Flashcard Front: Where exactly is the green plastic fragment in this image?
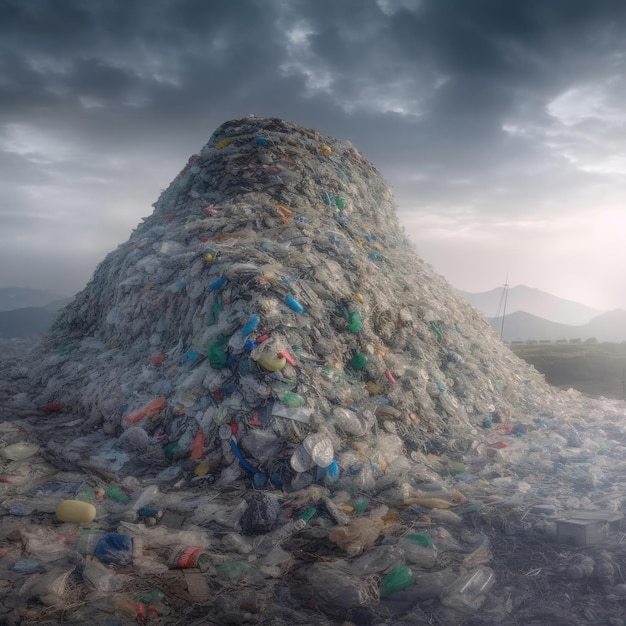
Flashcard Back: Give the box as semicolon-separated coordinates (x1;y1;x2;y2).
334;196;345;210
216;561;256;582
163;442;185;460
354;497;369;513
321;366;358;383
76;485;96;503
446;461;467;476
281;392;306;407
351;352;368;370
349;310;362;334
300;507;317;522
405;534;433;548
134;590;165;605
106;486;130;503
208;336;229;369
380;565;415;597
58;344;77;354
430;321;443;340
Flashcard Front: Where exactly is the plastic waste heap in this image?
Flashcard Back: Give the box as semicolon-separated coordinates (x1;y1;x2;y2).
4;117;618;626
28;117;562;492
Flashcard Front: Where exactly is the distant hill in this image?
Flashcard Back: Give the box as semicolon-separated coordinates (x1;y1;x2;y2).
43;297;73;312
458;284;603;326
488;309;626;343
0;287;68;312
0;307;56;338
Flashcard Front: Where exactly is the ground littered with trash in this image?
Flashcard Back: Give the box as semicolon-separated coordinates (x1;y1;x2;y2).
2;117;626;625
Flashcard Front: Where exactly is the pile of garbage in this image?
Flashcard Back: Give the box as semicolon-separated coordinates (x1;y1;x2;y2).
29;116;562;486
2;117;626;625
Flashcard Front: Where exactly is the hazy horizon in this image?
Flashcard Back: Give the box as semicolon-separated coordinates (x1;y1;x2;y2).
2;1;626;310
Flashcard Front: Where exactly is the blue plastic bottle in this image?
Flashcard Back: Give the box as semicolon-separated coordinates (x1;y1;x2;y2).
285;295;305;314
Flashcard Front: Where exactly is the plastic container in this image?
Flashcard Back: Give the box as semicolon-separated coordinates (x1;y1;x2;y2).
56;499;97;524
257;352;286;372
0;442;39;461
168;546;211;572
285;295;305;314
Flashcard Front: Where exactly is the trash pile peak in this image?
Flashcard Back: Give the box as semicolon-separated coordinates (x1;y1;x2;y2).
31;116;561;490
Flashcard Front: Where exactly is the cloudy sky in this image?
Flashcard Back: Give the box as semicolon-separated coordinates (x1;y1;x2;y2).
2;0;626;311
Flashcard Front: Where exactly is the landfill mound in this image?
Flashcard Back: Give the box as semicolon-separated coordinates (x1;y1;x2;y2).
2;118;626;625
31;116;558;485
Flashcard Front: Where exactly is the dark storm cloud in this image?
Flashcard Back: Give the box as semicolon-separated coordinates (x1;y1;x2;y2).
1;0;626;303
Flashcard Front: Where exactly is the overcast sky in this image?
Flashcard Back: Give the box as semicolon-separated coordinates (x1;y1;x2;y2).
2;0;626;310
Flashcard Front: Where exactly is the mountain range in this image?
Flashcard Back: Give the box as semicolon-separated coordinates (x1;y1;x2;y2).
458;285;603;326
488;309;626;343
459;285;626;343
0;288;72;338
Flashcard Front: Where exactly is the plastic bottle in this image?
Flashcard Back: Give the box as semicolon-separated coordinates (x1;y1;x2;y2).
168;546;211;572
241;315;260;336
253;518;307;555
131;485;159;512
285;295;305;314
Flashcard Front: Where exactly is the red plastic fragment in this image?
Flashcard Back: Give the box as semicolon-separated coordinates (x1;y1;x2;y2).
189;431;205;461
277;350;296;366
384;370;397;384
